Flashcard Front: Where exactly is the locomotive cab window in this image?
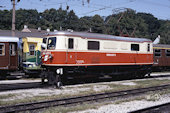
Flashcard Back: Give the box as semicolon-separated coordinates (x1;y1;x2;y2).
154;49;161;57
68;38;74;49
0;43;5;56
88;41;100;50
10;43;16;56
166;49;170;56
43;38;47;44
29;44;35;56
47;37;56;50
131;44;139;51
42;38;47;50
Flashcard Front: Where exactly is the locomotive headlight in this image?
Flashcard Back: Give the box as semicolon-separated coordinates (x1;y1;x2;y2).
44;55;48;61
49;54;53;59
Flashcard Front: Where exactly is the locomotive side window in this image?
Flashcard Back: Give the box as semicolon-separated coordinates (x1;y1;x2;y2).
29;44;35;56
166;49;170;56
10;43;16;56
154;49;161;57
47;37;56;50
147;44;150;52
131;44;139;51
0;43;5;56
68;38;74;49
88;41;100;50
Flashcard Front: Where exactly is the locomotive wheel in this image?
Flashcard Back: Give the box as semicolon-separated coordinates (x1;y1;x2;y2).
55;75;63;88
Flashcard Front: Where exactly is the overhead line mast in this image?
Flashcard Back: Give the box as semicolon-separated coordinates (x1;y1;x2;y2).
12;0;16;36
11;0;20;37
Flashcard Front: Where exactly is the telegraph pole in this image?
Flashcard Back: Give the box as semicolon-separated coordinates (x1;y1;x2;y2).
12;0;16;36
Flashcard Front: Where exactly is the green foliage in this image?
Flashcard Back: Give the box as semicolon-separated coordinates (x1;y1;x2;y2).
0;8;170;44
91;14;106;33
0;10;12;30
15;9;40;30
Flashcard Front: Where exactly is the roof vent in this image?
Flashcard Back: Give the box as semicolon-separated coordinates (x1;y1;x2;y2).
67;29;73;32
54;29;58;32
38;27;41;32
47;28;50;32
22;25;31;32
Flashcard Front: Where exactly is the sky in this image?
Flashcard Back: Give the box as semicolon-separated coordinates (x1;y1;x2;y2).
1;0;170;20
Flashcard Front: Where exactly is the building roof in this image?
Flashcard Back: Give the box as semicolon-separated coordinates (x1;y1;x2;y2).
47;31;152;43
0;29;47;38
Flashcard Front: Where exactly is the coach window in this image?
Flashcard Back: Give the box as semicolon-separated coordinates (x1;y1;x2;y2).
131;44;139;51
10;43;16;56
88;41;100;50
0;43;5;56
154;49;161;57
47;37;56;50
166;49;170;56
29;44;35;56
68;38;74;49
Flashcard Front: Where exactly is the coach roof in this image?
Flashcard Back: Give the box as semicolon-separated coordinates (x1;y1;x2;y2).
47;31;152;43
0;36;19;42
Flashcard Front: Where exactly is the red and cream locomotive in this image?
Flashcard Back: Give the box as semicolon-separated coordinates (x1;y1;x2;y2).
41;31;153;87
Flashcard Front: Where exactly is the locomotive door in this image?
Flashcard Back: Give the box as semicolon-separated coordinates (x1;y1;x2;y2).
67;38;77;64
9;42;18;69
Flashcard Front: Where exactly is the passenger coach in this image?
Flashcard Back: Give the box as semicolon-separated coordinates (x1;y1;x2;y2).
153;44;170;71
41;31;153;86
0;36;19;78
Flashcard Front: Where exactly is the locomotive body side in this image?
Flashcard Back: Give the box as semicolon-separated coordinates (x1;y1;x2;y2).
41;31;153;85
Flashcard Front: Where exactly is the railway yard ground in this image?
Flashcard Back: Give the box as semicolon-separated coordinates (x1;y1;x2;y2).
0;72;170;113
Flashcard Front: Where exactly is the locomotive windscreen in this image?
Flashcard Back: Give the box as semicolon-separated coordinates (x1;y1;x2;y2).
47;37;56;50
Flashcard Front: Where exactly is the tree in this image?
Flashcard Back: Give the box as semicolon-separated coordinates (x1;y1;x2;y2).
15;9;39;30
64;10;80;30
79;16;93;31
137;13;161;40
158;21;170;44
105;9;149;38
91;15;106;33
0;10;12;30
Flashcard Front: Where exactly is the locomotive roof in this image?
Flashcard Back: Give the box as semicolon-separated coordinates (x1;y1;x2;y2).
47;31;152;43
0;36;19;42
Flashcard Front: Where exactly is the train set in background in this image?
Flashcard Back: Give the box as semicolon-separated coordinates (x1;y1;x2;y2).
0;36;42;78
0;31;170;87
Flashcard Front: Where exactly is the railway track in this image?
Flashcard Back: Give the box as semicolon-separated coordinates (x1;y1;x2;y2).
1;73;170;92
0;84;170;113
130;102;170;113
0;82;47;92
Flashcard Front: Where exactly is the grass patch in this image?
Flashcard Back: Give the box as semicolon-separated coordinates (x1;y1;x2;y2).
0;94;17;99
133;79;170;88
